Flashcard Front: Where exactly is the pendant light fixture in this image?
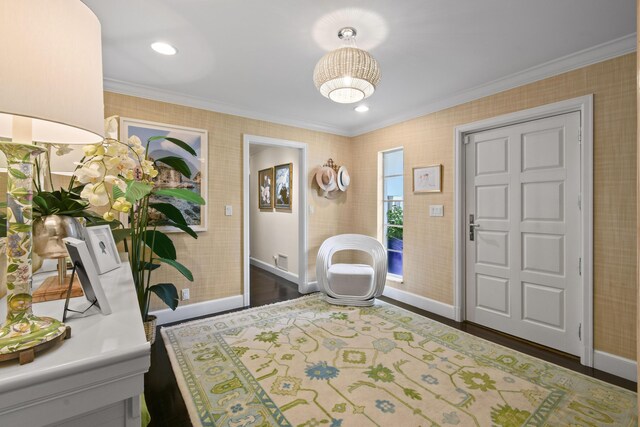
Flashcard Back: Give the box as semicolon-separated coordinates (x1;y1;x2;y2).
313;27;381;104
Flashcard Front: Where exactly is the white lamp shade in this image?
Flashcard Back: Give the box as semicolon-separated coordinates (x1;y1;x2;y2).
0;0;104;144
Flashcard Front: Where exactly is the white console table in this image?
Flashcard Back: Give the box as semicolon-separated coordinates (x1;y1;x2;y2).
0;262;150;427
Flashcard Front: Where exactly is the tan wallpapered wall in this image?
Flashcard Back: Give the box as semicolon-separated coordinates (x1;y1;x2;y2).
351;53;637;359
104;92;353;309
636;0;639;389
3;54;632;359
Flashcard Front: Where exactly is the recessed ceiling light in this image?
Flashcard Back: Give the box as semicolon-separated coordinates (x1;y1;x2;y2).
151;42;177;56
354;105;369;113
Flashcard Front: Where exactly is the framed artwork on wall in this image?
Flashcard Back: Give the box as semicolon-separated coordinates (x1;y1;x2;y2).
274;163;293;210
258;167;274;209
413;164;442;193
120;117;208;232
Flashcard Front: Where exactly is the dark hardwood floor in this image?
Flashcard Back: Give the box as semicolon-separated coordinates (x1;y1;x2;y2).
145;266;302;427
145;266;636;427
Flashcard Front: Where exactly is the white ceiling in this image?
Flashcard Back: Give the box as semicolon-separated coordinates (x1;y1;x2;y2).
84;0;636;137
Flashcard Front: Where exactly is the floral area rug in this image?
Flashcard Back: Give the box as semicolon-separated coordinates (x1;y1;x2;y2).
161;294;637;427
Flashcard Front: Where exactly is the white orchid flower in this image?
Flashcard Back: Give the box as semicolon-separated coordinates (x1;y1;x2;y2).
104;116;119;140
106;143;119;157
74;162;105;184
104;174;126;191
81;182;109;207
83;145;98;157
128;135;142;147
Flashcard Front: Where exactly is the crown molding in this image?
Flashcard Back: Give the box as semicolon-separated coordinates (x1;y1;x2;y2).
104;33;636;138
103;79;350;137
348;33;637;137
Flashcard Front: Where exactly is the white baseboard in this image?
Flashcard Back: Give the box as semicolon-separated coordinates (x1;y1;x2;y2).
383;286;456;320
250;257;298;284
151;295;244;325
593;350;637;382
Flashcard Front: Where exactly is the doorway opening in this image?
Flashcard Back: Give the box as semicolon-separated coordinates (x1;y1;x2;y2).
243;135;309;306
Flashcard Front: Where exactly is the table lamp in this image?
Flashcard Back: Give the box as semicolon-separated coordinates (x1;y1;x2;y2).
0;0;104;363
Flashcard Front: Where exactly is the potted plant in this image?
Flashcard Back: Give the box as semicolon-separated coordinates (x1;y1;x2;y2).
30;145;111;262
73;116;205;344
386;204;403;275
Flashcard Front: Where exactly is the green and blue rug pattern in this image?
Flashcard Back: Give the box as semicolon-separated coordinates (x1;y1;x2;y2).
162;294;637;426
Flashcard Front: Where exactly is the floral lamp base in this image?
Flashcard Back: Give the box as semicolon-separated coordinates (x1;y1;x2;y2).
0;319;69;364
0;142;68;363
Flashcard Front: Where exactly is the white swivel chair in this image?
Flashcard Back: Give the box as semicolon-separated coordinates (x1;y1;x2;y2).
316;234;388;306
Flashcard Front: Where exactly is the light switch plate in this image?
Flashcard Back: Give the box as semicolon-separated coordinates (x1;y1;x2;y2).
225;205;233;216
429;205;444;217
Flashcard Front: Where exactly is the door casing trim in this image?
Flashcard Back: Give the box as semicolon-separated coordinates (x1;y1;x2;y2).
242;134;309;306
453;95;594;366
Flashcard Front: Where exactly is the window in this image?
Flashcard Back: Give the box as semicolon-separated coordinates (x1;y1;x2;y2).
381;148;403;277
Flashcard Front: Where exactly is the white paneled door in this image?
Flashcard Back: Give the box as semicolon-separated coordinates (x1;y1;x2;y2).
465;112;581;356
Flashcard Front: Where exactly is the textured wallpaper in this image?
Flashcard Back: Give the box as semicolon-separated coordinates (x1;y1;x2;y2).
9;53;629;360
351;54;637;359
104;92;353;309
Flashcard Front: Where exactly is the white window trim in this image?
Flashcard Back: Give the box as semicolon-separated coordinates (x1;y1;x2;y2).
378;147;404;279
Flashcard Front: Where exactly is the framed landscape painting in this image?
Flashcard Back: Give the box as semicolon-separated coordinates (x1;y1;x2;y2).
274;163;292;210
258;167;273;210
120;117;208;232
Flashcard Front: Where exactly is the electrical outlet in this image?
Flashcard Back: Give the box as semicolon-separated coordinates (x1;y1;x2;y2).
225;205;233;216
181;288;190;301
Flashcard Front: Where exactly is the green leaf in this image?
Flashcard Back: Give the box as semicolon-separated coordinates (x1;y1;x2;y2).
149;283;179;311
112;228;132;244
154;156;192;178
147;136;197;157
157;258;194;281
113;184;125;200
142;262;161;271
125;180;153;204
7;264;18;273
153;220;198;238
31;189;91;217
403;388;422;400
8;168;27;179
32;195;51;216
142;230;176;260
84;212;120;227
153;188;205;205
149;203;188;226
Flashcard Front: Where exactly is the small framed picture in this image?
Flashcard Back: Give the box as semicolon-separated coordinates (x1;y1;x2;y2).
258;167;274;209
274;163;293;210
63;237;112;316
413;164;442;193
83;225;120;274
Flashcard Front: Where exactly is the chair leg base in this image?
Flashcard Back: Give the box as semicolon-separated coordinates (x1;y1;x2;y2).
323;295;376;307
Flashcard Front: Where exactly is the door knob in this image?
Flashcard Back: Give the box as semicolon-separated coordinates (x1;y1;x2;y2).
469;214;480;241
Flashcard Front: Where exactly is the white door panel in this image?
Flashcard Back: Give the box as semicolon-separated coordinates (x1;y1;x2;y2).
465;112;581;356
